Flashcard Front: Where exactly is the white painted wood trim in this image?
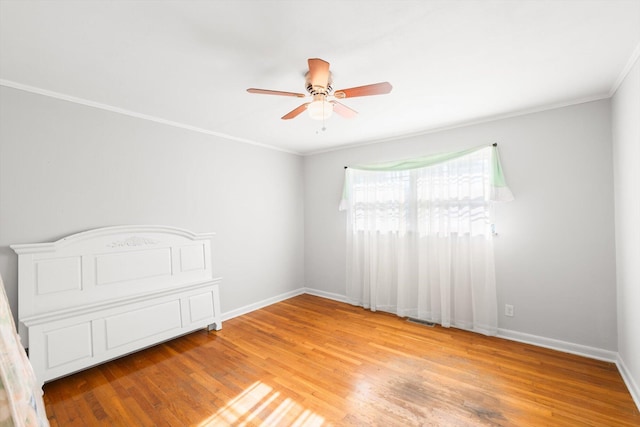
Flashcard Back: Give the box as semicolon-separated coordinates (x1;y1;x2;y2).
21;278;220;327
11;225;215;254
221;288;305;321
0;79;300;155
217;289;640;411
11;225;222;387
305;292;623;362
609;41;640;97
617;354;640;411
303;95;610;156
302;288;352;304
497;328;617;362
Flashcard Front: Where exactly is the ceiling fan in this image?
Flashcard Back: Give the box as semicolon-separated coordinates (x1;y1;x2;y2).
247;58;392;121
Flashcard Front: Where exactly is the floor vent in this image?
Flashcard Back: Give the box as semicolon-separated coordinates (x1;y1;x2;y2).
407;317;436;327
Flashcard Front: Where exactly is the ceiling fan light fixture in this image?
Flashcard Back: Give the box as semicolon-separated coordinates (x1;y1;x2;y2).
246;58;392;121
307;99;333;120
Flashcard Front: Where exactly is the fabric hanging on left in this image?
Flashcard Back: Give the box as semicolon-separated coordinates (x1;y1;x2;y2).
0;274;50;427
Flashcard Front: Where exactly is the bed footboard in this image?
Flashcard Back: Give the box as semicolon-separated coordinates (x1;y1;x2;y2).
11;225;222;387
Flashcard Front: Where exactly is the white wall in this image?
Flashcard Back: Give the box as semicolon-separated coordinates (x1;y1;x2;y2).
304;99;618;352
0;84;623;361
0;86;305;322
612;56;640;404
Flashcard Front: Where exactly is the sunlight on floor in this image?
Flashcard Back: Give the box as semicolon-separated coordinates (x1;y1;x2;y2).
199;381;326;426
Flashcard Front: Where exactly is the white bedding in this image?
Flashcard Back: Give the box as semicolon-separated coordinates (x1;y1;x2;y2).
0;275;49;427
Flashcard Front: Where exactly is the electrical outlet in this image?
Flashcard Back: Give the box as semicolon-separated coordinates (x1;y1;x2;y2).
505;304;514;317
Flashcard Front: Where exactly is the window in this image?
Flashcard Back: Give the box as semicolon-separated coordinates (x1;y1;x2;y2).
348;146;494;236
341;145;513;336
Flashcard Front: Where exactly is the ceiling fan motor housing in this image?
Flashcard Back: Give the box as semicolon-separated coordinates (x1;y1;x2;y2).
305;71;332;96
246;58;392;120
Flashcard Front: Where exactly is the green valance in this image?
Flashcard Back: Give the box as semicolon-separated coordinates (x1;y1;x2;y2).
340;144;514;210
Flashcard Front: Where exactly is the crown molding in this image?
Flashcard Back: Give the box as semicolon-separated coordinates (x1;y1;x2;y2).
304;93;610;156
0;79;301;156
609;41;640;97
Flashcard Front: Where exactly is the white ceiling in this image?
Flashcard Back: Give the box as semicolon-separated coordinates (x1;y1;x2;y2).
1;1;639;155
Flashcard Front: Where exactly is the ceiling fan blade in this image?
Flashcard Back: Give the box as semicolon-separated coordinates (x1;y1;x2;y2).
281;103;310;120
333;82;392;99
247;88;306;98
330;101;358;119
308;58;331;89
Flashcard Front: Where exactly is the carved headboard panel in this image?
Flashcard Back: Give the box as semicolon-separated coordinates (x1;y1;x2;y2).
13;225;214;321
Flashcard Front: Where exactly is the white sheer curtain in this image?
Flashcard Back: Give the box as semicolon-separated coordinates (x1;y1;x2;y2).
341;145;513;336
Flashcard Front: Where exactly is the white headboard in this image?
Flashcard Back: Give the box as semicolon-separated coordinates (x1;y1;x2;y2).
11;225;222;386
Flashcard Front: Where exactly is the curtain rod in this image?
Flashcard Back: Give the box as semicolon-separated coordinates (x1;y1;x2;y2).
344;143;498;169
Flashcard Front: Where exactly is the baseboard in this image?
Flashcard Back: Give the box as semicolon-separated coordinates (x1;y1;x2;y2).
221;287;306;321
302;287;353;304
225;292;618;363
220;287;353;322
617;354;640;410
497;328;618;362
301;292;620;364
220;289;638;411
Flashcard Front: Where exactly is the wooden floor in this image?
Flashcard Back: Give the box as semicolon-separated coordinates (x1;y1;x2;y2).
43;294;639;426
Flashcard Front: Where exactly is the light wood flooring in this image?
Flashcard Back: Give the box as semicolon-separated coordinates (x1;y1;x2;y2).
43;294;640;426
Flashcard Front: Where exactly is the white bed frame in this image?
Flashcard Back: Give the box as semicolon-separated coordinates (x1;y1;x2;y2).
11;225;222;388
